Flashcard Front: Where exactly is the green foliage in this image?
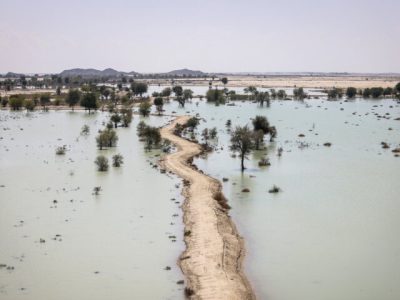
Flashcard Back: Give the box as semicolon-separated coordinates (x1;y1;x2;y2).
136;122;161;150
370;87;384;98
112;154;124;167
206;89;225;104
185;117;200;130
276;89;287;99
293;87;307;100
221;77;228;85
9;95;24;110
120;108;133;127
230;125;254;171
96;129;118;150
252;130;264;150
209;127;218;139
139;101;152;117
81;92;98;113
131;82;148;97
252;116;270;134
1;97;8;107
362;88;371;98
256;92;270;106
183;89;193;100
154;97;164;114
24;99;36;111
346;87;357;98
110;113;121;128
161;87;172;97
172;85;183;97
327;88;343;99
66;89;81;110
395;82;400;93
40;93;51;109
95;155;109;171
81;124;90;135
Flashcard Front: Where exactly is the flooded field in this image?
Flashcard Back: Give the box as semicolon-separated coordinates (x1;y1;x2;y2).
0;111;185;300
1;96;399;300
161;97;400;300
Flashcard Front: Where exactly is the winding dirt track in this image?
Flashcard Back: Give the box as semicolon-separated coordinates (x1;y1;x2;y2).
160;116;255;300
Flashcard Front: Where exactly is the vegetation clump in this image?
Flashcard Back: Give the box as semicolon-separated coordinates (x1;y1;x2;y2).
95;155;109;171
268;185;281;193
56;146;66;155
136;121;161;150
112;154;124;167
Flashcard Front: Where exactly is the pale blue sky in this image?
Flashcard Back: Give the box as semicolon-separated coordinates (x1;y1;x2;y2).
0;0;399;73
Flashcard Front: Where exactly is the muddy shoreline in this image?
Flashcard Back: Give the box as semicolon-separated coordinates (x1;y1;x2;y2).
160;116;254;299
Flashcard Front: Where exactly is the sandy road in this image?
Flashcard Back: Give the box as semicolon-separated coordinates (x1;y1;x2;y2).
160;116;254;300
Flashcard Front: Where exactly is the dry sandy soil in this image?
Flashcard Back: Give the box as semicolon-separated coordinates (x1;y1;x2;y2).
160;116;254;300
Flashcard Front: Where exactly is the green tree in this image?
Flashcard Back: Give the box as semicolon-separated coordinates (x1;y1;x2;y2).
161;87;172;97
362;88;371;98
221;77;228;87
183;89;193;101
252;115;270;134
131;82;148;97
95;155;109;171
370;87;384;98
230;126;254;171
172;85;183;97
139;101;152;117
80;92;98;113
293;87;307;100
40;94;51;110
395;82;400;94
346;87;357;99
110;113;121;128
9;95;24;110
206;89;225;104
66;89;81;110
154;97;164;115
24;99;36;111
112;154;124;167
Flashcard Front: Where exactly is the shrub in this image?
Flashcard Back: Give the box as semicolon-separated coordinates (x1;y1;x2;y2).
9;95;24;110
24;99;36;111
139;101;151;117
112;154;124;167
56;146;66;155
81;125;90;135
95;155;109;171
268;185;281;193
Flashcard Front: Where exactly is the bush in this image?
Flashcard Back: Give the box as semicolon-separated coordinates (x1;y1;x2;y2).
112;154;124;167
95;155;109;171
24;99;36;111
206;89;225;104
268;185;281;193
81;125;90;135
185;117;199;130
139;101;151;117
56;146;66;155
9;95;24;110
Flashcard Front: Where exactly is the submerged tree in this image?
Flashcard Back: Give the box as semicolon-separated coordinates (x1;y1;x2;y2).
346;87;357;99
40;94;51;110
230;125;254;171
206;89;225;104
81;92;99;113
139;101;152;117
293;87;307;100
154;97;164;115
66;89;81;110
95;155;109;171
112;154;124;167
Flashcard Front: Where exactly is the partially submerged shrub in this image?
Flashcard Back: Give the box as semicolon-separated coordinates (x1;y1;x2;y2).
268;185;281;193
96;129;118;150
136;121;161;150
112;154;124;167
56;146;66;155
95;155;109;171
81;124;90;135
258;157;270;167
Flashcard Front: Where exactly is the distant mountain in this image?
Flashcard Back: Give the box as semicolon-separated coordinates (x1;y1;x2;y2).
165;68;205;76
59;68;139;77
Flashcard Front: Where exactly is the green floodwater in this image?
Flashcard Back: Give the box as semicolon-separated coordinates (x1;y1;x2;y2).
1;93;400;300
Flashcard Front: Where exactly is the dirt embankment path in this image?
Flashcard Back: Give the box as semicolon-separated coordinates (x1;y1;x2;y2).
160;116;254;300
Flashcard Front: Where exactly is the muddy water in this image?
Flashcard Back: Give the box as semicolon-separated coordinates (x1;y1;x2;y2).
161;98;400;300
0;111;184;300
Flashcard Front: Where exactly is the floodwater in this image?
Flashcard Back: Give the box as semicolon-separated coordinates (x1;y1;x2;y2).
0;111;185;300
161;97;400;300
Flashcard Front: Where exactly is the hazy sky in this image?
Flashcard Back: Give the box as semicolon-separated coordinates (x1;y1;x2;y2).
0;0;399;73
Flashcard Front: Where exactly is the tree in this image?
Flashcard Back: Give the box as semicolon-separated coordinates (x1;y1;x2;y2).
346;87;357;99
24;99;36;111
172;85;183;97
206;89;225;104
9;95;24;110
161;87;172;97
40;94;51;110
244;86;257;99
252;115;270;134
252;130;264;150
56;86;61;96
112;154;124;167
383;87;393;97
276;89;287;99
293;87;307;100
120;108;133;127
154;97;164;115
136;122;161;150
183;89;193;101
395;82;400;94
370;87;384;98
110;113;121;128
95;155;109;171
66;89;81;110
256;92;270;106
131;82;148;97
209;127;218;139
185;117;199;130
201;128;209;145
221;77;228;87
230;126;253;171
362;88;371;98
139;101;152;116
96;129;118;149
80;92;98;113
